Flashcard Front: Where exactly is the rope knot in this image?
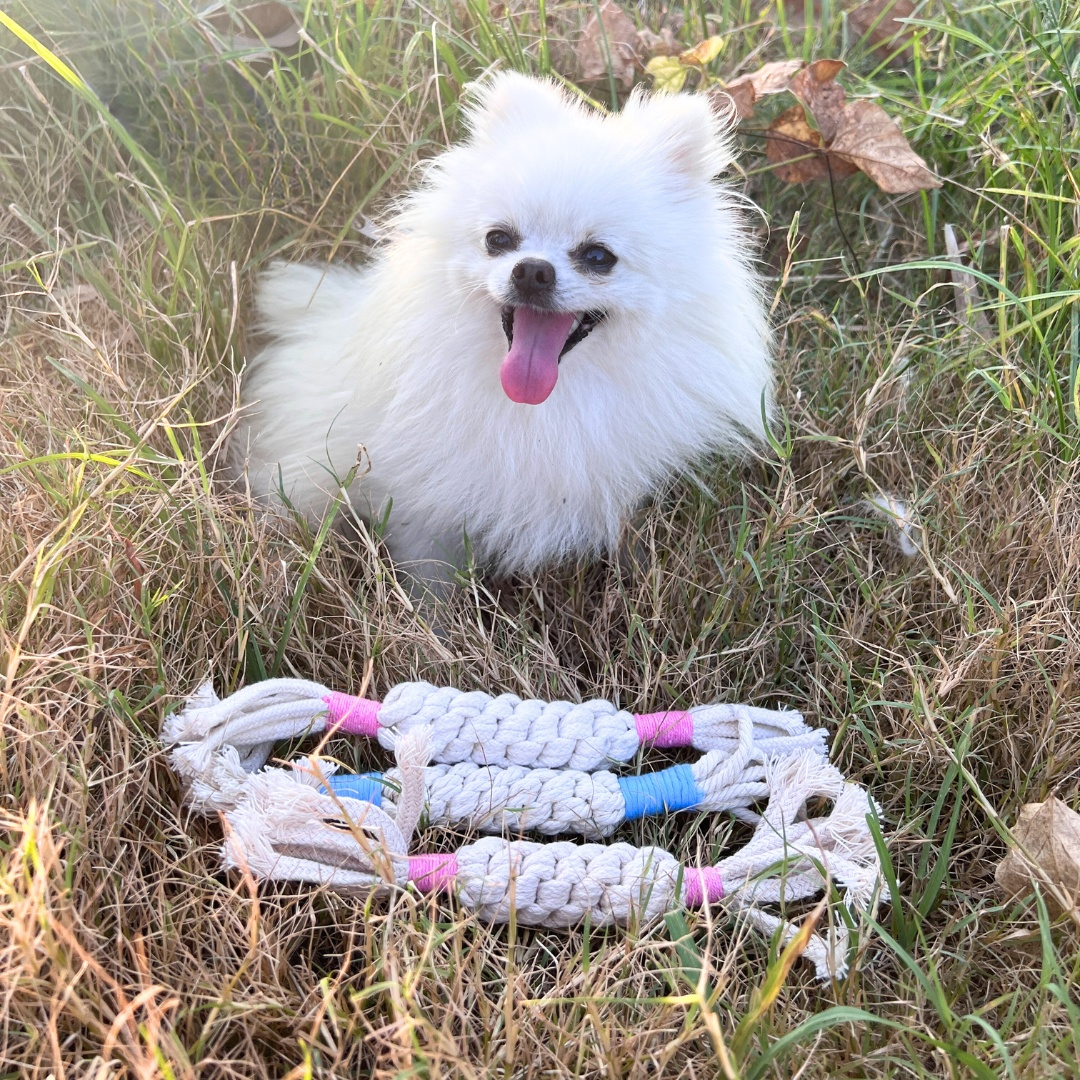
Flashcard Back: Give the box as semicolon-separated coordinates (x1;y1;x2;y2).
223;725;433;892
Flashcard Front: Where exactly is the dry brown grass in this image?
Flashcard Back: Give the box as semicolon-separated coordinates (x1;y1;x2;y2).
3;1;1080;1076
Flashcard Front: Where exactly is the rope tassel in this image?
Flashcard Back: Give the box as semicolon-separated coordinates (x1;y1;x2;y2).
222;739;881;980
163;677;823;781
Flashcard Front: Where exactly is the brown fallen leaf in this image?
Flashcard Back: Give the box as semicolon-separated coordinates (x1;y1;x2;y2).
848;0;917;62
789;58;847;143
636;27;680;57
576;0;641;90
996;798;1080;912
727;58;805;105
829;99;941;193
201;2;300;55
710;58;805;120
709;79;755;120
765;101;859;184
798;57;846;82
52;282;103;307
943;223;994;343
765;105;830;183
709;54;938;195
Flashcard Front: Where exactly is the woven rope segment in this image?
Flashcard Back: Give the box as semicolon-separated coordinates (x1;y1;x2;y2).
181;739;776;837
163;678;820;781
174;698;819;836
312;702;774;837
219;734;881;980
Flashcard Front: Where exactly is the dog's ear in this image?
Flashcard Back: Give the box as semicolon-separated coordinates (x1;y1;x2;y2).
464;72;574;141
623;89;732;180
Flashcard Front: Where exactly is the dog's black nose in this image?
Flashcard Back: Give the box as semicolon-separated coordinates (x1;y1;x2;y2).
510;258;556;302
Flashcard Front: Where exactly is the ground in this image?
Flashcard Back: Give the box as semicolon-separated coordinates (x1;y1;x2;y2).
1;1;1079;1076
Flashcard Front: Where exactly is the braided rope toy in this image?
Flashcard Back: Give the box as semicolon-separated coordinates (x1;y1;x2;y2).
222;733;879;979
182;708;822;838
167;680;827;836
165;679;882;980
163;678;822;776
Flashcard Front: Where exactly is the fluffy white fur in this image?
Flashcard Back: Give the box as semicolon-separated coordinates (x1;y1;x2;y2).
233;74;772;585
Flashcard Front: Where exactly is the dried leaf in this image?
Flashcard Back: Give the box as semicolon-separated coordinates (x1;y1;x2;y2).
996;799;1080;912
802;57;846;82
765;105;830;183
848;0;917;61
829;99;941;193
576;1;641;90
636;27;680;57
772;0;811;26
202;2;300;53
646;56;688;95
713;58;805;121
52;283;102;306
789;58;847;143
122;538;145;603
709;80;755;120
713;54;936;195
828;150;861;181
724;58;805;103
944;224;994;343
680;35;725;67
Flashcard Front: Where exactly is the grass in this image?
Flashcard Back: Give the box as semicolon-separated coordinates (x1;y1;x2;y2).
1;0;1079;1074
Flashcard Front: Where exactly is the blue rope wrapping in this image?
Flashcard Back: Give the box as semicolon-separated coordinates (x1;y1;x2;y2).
322;766;704;821
618;764;703;820
324;772;384;807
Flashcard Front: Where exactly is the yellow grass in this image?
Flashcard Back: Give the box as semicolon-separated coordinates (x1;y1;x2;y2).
2;0;1080;1075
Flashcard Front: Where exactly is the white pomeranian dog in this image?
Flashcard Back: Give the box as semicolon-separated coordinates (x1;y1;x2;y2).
233;73;772;588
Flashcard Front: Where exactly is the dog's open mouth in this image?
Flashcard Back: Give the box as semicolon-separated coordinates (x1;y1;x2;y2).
499;305;606;405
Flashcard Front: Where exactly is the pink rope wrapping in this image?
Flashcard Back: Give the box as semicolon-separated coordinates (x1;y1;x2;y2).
682;867;725;907
323;692;381;737
409;853;458;893
634;710;694;748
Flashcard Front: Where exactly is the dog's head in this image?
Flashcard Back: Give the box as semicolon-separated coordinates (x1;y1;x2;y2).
405;73;738;405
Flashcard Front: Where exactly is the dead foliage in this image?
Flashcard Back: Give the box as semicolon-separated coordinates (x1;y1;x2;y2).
720;58;805;118
1;1;1079;1076
199;1;300;56
848;0;918;61
780;0;920;59
997;799;1080;914
709;57;941;192
575;0;641;88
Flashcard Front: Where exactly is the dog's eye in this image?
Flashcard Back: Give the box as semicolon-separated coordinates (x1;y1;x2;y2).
485;229;519;256
576;244;618;273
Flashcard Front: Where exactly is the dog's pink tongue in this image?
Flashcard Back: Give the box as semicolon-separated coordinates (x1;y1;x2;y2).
500;308;576;405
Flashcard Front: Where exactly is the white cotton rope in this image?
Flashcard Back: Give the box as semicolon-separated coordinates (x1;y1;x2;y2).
163;678;821;781
220;732;883;981
222;726;434;891
379;749;769;837
174;705;822;838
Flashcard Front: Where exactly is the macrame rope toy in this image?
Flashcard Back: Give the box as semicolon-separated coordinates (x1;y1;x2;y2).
183;706;808;837
220;729;883;981
163;678;824;782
